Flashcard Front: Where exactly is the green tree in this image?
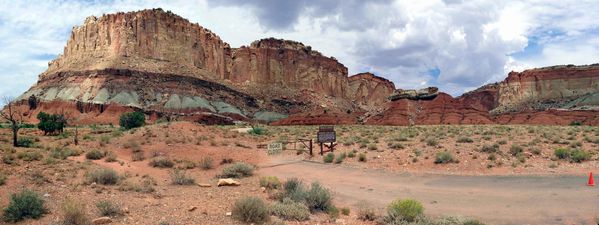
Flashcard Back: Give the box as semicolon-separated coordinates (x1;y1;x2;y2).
37;112;66;135
119;111;145;130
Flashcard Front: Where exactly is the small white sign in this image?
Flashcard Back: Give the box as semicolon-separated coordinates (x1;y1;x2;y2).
267;142;283;155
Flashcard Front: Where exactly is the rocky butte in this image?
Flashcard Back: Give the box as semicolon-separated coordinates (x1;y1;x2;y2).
11;9;599;126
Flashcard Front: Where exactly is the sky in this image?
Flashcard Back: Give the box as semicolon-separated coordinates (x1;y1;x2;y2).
1;0;599;99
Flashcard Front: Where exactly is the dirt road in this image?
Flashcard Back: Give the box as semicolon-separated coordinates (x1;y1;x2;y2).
259;158;598;225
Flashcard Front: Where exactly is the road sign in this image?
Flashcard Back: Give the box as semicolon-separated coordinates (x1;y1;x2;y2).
267;142;283;155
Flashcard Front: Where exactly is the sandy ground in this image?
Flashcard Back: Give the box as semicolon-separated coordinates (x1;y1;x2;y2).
260;156;599;225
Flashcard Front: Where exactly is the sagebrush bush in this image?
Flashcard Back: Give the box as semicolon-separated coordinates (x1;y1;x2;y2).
456;137;473;143
16;151;42;161
260;176;281;190
222;162;254;178
17;137;35;148
50;148;80;160
149;157;174;168
386;198;423;222
85;149;105;160
96;200;121;216
61;199;89;225
334;153;346;164
305;182;332;212
131;151;145;162
199;157;214;170
232;197;270;224
356;201;377;221
425;138;438;147
323;153;334;163
509;145;523;156
341;207;350;216
270;198;310;221
480;144;498;153
280;178;307;202
85;168;120;185
570;149;590;163
554;148;570;159
0;173;6;186
434;151;453;164
2;189;46;222
358;153;367;162
170;170;195;185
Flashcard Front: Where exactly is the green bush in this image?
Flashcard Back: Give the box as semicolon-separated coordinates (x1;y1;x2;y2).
356;201;377;221
36;112;66;135
434;151;453;164
170;170;195;185
270;198;310;221
232;196;270;224
387;199;423;222
480;144;498;153
323;153;335;163
570;120;582;126
463;219;486;225
341;207;350;216
16;151;43;161
304;182;332;212
222;162;254;178
96;200;121;217
326;205;339;219
248;127;267;135
85;168;120;185
554;148;570;159
85;150;105;160
425;138;438;147
17;137;35;148
281;178;307;202
570;149;591;163
347;151;356;158
50;147;80;160
131;151;145;162
119;111;145;130
61;199;88;225
149;157;174;168
260;176;281;190
509;145;523;156
2;189;47;222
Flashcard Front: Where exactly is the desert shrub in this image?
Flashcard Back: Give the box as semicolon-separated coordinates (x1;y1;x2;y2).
50;147;80;160
222;162;254;178
149;157;174;168
358;153;367;162
85;168;120;185
347;151;356;158
434;151;453;164
36;112;66;135
220;158;234;164
2;189;46;222
456;137;473;143
270;198;310;221
16;151;42;161
386;198;423;222
334;153;346;164
480;144;498;153
232;196;270;224
248;127;267;136
131;151;145;161
104;151;118;162
341;207;350;216
170;169;195;185
0;173;6;186
570;149;591;163
570;120;582;126
425;138;438;147
61;199;89;225
326;205;339;219
96;200;121;217
323;152;334;163
530;147;541;155
85;150;105;160
356;201;377;221
16;137;35;148
119;111;145;130
497;140;507;145
280;178;307;202
387;142;404;150
554;148;570;159
2;153;16;165
260;176;281;190
367;144;378;150
509;145;523;156
463;219;486;225
199;157;214;170
305;182;332;212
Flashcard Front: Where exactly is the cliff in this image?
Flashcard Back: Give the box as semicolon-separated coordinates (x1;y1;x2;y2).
347;72;395;109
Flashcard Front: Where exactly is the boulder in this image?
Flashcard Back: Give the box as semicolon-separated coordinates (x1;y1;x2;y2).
217;178;240;187
92;217;112;225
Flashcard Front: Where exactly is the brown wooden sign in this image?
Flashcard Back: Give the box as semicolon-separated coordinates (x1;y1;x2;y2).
317;125;336;143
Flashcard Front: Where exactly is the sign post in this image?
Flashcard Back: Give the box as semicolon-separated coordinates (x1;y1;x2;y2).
267;142;283;155
317;125;337;155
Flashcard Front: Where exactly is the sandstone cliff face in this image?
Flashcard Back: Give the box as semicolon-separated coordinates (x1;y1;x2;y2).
457;83;499;112
347;73;395;108
229;38;349;99
493;64;599;113
45;8;230;80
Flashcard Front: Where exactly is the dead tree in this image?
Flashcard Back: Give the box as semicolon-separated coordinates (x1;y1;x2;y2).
1;96;23;147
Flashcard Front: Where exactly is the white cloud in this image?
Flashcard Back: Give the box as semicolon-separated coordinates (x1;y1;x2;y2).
0;0;598;100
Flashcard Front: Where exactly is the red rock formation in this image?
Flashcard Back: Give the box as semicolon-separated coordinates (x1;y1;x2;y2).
348;73;395;109
271;111;359;125
229;38;349;99
366;93;493;125
457;83;499;112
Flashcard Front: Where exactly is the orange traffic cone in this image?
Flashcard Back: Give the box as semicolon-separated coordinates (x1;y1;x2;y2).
588;172;595;186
